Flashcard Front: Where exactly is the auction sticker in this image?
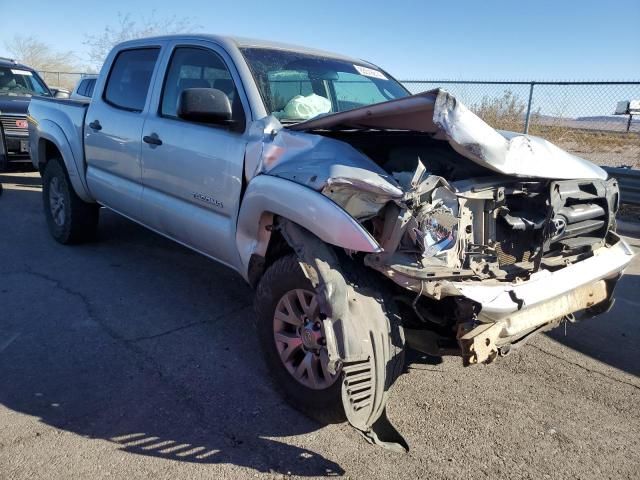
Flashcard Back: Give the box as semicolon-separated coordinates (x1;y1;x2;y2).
11;69;33;76
353;65;387;80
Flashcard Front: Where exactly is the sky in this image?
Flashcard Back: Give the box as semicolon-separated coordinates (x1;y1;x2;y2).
0;0;639;80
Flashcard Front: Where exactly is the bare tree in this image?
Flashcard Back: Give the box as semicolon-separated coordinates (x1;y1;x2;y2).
84;12;198;67
4;35;79;72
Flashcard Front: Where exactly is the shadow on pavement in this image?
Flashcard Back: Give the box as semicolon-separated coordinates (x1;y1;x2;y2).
547;270;640;377
0;172;42;188
2;174;638;476
0;179;344;476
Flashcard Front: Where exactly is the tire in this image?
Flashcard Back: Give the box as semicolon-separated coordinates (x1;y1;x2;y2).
255;254;345;424
42;158;99;244
255;253;405;427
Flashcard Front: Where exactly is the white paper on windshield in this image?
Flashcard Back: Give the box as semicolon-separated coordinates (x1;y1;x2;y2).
353;65;387;80
11;69;33;76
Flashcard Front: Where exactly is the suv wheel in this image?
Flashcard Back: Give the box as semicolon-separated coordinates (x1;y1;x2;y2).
42;158;99;244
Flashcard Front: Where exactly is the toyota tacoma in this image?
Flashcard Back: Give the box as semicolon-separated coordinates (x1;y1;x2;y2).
27;35;634;451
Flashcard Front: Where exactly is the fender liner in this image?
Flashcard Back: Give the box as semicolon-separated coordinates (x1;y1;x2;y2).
235;174;381;282
279;219;408;452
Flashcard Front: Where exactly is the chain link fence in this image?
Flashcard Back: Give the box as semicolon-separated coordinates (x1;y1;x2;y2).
38;71;88;92
37;72;640;168
402;80;640;168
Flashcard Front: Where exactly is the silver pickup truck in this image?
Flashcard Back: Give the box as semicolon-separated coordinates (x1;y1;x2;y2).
28;34;634;451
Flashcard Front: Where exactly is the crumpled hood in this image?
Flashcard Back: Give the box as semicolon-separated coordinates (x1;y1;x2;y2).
288;89;607;181
244;115;404;206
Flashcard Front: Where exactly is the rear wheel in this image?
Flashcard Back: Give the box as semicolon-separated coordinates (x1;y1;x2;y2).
42;158;99;244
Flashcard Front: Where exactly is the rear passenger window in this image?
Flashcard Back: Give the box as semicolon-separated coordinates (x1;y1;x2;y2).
104;48;159;112
160;47;242;123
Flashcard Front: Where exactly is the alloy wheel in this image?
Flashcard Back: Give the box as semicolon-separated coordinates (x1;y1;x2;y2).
273;288;340;390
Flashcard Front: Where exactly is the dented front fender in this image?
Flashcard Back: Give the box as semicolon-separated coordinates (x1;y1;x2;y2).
236;175;381;282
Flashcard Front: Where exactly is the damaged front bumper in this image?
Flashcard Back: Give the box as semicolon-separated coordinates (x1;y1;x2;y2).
453;233;633;364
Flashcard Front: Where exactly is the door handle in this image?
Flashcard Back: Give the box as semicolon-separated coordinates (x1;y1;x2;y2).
143;134;162;146
88;120;102;131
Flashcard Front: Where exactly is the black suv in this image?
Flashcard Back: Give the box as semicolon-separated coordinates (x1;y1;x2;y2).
0;57;56;171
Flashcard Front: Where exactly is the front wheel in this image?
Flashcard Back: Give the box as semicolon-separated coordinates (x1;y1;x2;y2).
42;158;99;244
255;254;345;423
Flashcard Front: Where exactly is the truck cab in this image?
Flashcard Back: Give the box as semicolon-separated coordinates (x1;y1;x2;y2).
82;40;250;267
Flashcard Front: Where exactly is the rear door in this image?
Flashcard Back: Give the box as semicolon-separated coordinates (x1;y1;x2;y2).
139;41;249;268
84;47;162;220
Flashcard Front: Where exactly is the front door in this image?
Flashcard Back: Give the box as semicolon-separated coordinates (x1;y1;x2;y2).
140;43;249;268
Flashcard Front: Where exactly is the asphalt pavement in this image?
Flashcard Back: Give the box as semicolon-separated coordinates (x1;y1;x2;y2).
1;171;639;479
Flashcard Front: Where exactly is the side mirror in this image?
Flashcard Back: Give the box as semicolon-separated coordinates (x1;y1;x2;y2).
51;88;70;99
177;88;233;125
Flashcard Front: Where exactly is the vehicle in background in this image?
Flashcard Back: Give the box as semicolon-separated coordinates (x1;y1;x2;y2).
70;75;98;100
47;87;71;99
27;35;635;452
0;57;67;171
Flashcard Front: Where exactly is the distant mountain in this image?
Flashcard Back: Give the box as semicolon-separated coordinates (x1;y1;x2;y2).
576;115;639;123
528;114;640;133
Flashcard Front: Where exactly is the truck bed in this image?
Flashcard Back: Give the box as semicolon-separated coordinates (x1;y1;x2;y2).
28;96;89;171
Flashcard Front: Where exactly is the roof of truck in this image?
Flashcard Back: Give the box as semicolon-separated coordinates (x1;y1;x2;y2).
115;34;377;67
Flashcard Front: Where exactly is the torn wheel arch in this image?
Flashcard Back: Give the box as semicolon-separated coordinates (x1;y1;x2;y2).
277;219;408;452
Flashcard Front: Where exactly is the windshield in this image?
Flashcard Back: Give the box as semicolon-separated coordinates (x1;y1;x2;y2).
0;66;50;97
241;48;409;122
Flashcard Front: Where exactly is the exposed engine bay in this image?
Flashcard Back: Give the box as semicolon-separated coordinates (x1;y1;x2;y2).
244;89;627;366
300;128;619;357
241;88;633;451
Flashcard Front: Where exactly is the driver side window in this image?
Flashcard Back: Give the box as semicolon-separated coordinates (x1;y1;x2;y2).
161;47;244;127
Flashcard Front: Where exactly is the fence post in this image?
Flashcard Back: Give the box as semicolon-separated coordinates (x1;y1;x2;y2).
524;81;535;134
57;72;60;86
